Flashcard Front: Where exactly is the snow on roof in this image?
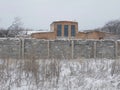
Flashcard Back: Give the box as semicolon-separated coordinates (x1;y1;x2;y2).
27;30;50;35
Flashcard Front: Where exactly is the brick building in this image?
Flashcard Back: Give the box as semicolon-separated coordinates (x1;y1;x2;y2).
31;21;106;40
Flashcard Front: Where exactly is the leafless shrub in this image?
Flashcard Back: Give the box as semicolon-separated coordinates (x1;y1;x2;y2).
101;20;120;35
111;60;120;76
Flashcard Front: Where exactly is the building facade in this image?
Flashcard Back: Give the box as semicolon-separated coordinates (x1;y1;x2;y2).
31;21;107;40
51;21;78;39
31;21;78;39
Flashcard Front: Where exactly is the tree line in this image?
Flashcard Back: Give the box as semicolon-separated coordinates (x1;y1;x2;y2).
100;20;120;34
0;17;26;37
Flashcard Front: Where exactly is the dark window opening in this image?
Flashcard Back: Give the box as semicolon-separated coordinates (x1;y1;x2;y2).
64;25;68;37
71;25;76;36
57;24;62;36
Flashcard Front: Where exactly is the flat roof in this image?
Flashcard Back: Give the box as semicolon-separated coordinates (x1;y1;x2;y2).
51;21;78;24
27;30;50;35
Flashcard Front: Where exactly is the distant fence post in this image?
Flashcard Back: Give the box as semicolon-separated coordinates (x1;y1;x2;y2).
19;39;21;59
115;41;118;59
94;41;97;59
21;38;25;59
48;40;50;59
71;40;74;59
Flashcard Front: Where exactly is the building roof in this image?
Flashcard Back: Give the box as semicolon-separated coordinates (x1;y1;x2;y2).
51;21;78;24
27;30;50;35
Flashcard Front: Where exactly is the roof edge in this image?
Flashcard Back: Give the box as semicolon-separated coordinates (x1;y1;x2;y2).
51;21;78;24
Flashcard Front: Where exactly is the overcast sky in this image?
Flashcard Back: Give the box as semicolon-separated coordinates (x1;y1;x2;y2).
0;0;120;30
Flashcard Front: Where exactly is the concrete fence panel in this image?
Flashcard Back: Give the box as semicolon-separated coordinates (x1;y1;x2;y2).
49;40;72;59
96;40;115;59
74;40;94;59
24;39;48;59
0;38;21;59
0;38;119;60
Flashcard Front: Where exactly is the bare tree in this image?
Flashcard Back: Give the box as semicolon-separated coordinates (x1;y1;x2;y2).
101;20;120;34
7;17;25;37
0;28;7;37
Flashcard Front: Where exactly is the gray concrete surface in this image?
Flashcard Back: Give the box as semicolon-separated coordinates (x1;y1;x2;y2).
0;38;118;59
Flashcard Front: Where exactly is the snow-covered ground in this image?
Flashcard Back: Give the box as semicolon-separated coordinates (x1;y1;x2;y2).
0;59;120;90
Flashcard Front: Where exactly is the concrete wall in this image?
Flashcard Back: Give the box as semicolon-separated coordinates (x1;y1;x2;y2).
49;40;72;59
74;40;94;59
0;38;119;60
24;39;48;59
0;38;21;59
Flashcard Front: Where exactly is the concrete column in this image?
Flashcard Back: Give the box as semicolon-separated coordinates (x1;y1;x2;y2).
115;41;118;59
19;39;21;59
94;41;97;59
71;40;74;59
48;40;50;59
21;38;25;59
